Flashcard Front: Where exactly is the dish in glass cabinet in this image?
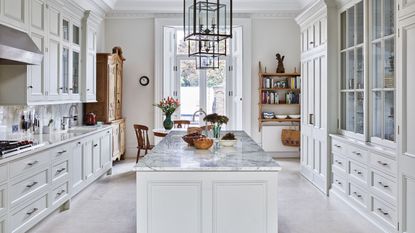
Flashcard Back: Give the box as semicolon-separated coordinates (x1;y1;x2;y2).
288;115;301;119
275;115;288;119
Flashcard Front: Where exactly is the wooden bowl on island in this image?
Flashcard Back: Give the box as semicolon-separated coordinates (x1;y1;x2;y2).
182;133;206;146
193;138;214;150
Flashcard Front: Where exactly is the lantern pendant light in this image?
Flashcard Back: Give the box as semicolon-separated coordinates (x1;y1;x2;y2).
183;0;233;69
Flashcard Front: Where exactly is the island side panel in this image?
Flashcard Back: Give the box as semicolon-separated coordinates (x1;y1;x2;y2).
136;171;278;233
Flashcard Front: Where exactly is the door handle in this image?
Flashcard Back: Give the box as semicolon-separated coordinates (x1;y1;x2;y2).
309;114;314;125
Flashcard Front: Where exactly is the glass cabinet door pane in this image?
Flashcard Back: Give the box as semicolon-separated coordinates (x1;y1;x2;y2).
373;0;382;39
384;38;395;88
373;42;382;88
384;91;395;141
347;7;355;47
356;1;364;44
347;50;355;89
384;0;395;36
356;47;364;89
73;25;80;45
341;52;347;89
373;91;382;138
72;51;79;94
356;92;364;134
341;92;355;131
62;47;69;94
341;11;347;50
63;20;69;41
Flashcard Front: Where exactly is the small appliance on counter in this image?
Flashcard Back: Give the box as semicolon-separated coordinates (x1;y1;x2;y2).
85;112;97;125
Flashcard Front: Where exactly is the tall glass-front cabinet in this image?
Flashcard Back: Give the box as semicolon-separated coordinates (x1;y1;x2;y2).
330;1;398;233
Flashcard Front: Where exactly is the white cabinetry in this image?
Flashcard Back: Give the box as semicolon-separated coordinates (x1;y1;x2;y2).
397;11;415;233
295;1;338;194
81;10;98;102
0;0;99;105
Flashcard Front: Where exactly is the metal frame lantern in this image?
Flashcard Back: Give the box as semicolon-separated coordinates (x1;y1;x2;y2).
183;0;232;69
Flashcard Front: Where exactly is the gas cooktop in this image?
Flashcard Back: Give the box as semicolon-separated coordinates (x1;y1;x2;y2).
0;140;43;158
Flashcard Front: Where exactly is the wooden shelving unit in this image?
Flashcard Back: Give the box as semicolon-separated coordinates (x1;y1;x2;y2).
258;68;301;131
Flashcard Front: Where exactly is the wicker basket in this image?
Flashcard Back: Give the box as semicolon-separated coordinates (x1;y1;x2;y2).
281;129;300;147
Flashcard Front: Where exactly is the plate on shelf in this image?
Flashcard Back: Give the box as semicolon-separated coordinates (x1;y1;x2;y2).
288;115;300;119
275;115;288;119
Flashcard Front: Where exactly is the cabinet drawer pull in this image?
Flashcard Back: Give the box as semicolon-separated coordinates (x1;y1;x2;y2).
57;190;66;196
27;160;39;166
352;151;361;156
378;181;389;188
335;160;342;165
58;150;67;154
335;179;342;185
334;144;341;148
26;181;38;188
353;192;362;198
56;168;66;173
377;208;389;216
353;169;362;175
377;161;388;166
26;208;38;215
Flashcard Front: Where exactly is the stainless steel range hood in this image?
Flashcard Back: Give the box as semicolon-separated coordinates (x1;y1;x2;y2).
0;24;43;65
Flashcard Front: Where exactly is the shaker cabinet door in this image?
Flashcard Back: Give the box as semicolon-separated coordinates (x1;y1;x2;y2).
108;63;116;122
1;0;28;30
71;141;84;194
28;33;46;102
100;131;112;168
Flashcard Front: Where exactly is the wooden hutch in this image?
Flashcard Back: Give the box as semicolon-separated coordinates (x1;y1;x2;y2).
84;47;126;161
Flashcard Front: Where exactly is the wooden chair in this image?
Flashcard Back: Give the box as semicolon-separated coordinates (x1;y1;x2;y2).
134;124;154;163
174;120;191;128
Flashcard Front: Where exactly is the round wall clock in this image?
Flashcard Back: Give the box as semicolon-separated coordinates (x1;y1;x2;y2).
139;76;150;86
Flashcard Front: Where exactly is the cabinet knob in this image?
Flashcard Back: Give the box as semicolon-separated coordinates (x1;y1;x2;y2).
87;89;90;91
377;161;388;166
28;85;33;89
94;144;98;147
309;41;314;44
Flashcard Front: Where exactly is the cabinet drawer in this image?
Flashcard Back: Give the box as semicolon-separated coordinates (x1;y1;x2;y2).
10;168;48;207
333;153;347;172
347;146;368;164
370;153;397;177
0;184;7;217
50;144;70;161
51;182;69;206
52;160;69;183
10;194;48;233
0;165;8;184
371;196;397;228
371;171;397;202
10;151;50;178
332;172;347;194
349;160;368;185
349;182;368;208
331;139;346;155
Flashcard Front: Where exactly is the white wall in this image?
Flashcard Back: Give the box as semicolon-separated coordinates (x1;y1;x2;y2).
105;18;155;158
250;18;301;143
104;16;300;158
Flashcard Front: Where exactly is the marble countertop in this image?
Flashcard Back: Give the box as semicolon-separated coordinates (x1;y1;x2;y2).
0;125;112;163
135;130;281;172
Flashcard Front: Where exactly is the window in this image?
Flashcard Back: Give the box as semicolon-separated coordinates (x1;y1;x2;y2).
339;0;396;145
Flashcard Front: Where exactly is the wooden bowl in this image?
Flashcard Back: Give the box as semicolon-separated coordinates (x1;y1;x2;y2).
182;133;206;146
193;138;214;150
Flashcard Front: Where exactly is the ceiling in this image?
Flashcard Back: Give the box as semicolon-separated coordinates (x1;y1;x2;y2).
103;0;315;13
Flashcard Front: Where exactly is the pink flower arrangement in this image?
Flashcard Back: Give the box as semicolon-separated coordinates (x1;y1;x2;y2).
154;97;180;115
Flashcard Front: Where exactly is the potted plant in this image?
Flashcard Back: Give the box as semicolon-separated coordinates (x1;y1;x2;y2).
203;113;229;140
154;97;180;130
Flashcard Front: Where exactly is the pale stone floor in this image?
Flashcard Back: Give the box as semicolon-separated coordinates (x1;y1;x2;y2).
30;159;382;233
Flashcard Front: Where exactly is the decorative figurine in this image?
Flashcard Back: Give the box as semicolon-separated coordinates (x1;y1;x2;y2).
276;53;285;73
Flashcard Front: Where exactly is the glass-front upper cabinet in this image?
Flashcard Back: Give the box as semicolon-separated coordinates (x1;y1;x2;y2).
72;51;80;94
371;0;395;143
340;1;364;136
62;47;69;94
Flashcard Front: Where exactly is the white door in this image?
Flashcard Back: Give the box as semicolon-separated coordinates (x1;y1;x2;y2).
301;51;329;194
398;15;415;233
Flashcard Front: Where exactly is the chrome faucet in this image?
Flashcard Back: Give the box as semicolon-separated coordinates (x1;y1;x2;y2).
62;104;79;130
192;108;207;123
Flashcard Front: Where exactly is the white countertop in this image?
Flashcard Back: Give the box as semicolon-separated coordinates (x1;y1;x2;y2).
0;125;112;163
135;130;281;172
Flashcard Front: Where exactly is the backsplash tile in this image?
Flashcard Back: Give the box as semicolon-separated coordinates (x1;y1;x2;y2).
0;104;82;137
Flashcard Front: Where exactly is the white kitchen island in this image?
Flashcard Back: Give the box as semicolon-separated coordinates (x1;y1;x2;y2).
135;131;281;233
